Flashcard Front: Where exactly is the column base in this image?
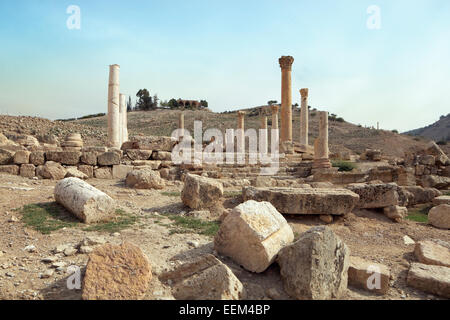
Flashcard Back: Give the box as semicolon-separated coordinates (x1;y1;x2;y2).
313;158;332;169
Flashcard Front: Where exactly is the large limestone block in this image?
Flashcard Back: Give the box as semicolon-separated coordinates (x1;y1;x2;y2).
401;186;441;205
433;196;450;206
407;263;450;298
214;200;294;273
78;165;94;178
94;167;113;179
112;164;135;179
82;242;152;300
13;150;30;164
383;205;408;223
0;165;19;175
7;134;39;148
37;161;66;180
348;256;390;295
29;151;45;166
277;226;350;300
20;164;36;178
131;160;161;169
125;169;164;189
129;136;177;152
428;205;450;229
414;241;450;267
54;177;115;223
65;167;88;180
346;183;399;209
80;152;98;165
46;151;81;165
242;186;359;215
97;152;121;166
421;175;450;190
425;141;450;165
126;149;152;160
0;148;15;165
152;151;172;161
160;254;245;300
182;174;224;210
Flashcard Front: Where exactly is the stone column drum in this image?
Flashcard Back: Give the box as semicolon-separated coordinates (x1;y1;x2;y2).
300;88;309;146
279;56;294;143
260;114;268;154
313;111;332;169
119;93;128;146
107;64;121;148
237;111;246;153
271;105;279;130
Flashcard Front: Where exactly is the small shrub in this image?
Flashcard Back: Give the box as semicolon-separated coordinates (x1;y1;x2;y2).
437;141;447;146
392;130;399;134
332;160;357;172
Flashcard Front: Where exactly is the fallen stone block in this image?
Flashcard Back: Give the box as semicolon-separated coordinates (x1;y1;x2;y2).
402;186;441;205
346;183;399;209
78;165;94;178
414;240;450;267
131;160;161;169
126;149;152;160
383;205;408;222
242;186;359;215
20;164;36;178
214;200;294;273
182;174;224;210
94;167;113;179
160;254;245;300
433;196;450;206
54;177;115;223
29;151;45;166
0;165;19;176
80;152;98;165
65;167;88;180
46;151;81;165
277;226;350;300
152;151;172;161
82;242;152;300
348;256;390;295
112;164;135;179
97;152;121;166
407;263;450;298
0;148;15;165
428;204;450;229
421;175;450;190
129;136;176;152
37;161;66;180
125;169;164;189
13;150;30;164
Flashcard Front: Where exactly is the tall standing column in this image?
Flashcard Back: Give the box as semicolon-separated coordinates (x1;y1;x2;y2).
178;112;185;140
260;113;268;154
279;56;294;143
313;111;332;169
237;111;246;153
300;88;309;146
271;105;279;130
107;64;121;148
119;94;127;146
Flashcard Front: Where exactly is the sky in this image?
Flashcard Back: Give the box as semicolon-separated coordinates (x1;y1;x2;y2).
0;0;449;132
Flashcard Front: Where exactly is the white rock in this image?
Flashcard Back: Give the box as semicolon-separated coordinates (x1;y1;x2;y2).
403;235;415;245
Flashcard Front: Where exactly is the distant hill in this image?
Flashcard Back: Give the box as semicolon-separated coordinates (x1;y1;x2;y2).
405;114;450;143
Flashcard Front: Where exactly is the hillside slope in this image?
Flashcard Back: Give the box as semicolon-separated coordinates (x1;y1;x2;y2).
405;114;450;142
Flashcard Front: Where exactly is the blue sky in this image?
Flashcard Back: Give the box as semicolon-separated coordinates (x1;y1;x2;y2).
0;0;449;132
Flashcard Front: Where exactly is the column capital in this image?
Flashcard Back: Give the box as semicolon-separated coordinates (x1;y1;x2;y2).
271;105;280;113
237;111;246;117
279;56;294;70
300;88;309;98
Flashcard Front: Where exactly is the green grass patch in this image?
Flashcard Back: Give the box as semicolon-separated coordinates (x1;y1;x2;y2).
332;160;357;172
19;203;80;235
164;215;220;237
444;191;450;196
83;209;139;233
161;191;181;197
405;205;432;223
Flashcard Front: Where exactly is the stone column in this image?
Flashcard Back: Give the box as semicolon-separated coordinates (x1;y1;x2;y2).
178;112;185;140
313;111;332;169
271;105;279;130
260;114;268;154
119;93;127;146
237;111;246;152
107;64;121;148
279;56;294;143
300;88;309;146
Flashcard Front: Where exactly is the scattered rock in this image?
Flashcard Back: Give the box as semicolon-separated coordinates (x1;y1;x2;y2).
24;245;36;253
40;269;54;279
433;196;450;206
215;200;294;273
182;174;224;210
428;204;450;229
346;183;399;209
414;240;450;267
407;263;450;298
319;215;333;224
403;235;415;245
65;167;88;180
383;205;408;222
125;169;164;189
348;256;390;295
277;226;349;300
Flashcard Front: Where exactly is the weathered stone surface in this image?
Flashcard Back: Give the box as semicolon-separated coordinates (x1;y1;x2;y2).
0;149;15;165
112;165;135;179
20;164;35;178
182;174;224;210
346;183;399;209
80;152;98;165
38;161;66;180
82;242;152;300
29;151;45;166
160;254;244;300
0;165;19;175
125;169;164;189
277;226;350;300
425;141;450;165
419;155;435;166
46;151;81;165
214;200;294;273
383;205;408;222
242;186;359;215
54;177;115;223
129;136;176;152
13;150;30;164
97;152;121;166
421;175;450;190
407;263;450;298
131;160;161;169
348;256;390;295
402;186;441;205
152;151;172;161
65;167;88;180
428;205;450;229
94;167;113;179
78;165;94;178
414;241;450;267
126;149;152;160
433;196;450;206
7;134;39;148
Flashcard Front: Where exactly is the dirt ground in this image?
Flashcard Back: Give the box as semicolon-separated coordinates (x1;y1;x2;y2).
0;173;448;300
